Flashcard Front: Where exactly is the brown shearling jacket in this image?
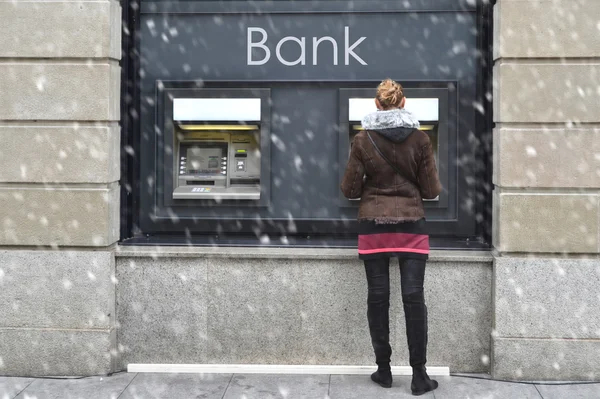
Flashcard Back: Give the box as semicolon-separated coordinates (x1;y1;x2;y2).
340;108;442;224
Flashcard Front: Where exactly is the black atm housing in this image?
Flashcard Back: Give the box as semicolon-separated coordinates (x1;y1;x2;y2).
120;0;493;247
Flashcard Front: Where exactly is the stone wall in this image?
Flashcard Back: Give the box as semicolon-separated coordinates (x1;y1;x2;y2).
2;0;600;381
115;248;493;373
492;0;600;380
0;1;121;376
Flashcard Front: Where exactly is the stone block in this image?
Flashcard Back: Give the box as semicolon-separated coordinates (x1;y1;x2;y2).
0;63;120;121
329;375;421;398
494;256;600;339
434;375;542;398
394;261;492;372
297;258;401;366
119;374;231;399
116;257;209;366
0;123;120;183
493;127;600;188
0;185;120;246
206;258;305;364
493;62;600;123
536;382;600;399
492;337;600;381
494;0;600;59
495;191;599;253
0;328;115;376
114;252;492;371
223;375;329;399
0;1;121;59
114;246;493;263
0;250;115;330
15;373;134;399
0;377;35;398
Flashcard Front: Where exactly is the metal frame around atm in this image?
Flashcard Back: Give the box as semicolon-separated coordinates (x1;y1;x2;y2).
337;87;451;216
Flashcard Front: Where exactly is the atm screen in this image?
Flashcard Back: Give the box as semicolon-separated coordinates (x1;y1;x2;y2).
185;146;224;175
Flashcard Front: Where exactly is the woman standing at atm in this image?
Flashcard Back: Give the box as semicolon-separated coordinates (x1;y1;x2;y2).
341;79;442;395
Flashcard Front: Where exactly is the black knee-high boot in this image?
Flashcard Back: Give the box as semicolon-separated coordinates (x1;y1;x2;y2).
364;259;392;388
403;291;437;395
403;290;427;367
401;259;438;396
367;293;392;388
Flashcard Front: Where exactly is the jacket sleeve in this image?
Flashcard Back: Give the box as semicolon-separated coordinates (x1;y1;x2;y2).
340;142;366;199
417;140;442;200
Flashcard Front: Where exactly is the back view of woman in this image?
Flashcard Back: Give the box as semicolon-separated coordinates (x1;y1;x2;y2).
341;79;442;395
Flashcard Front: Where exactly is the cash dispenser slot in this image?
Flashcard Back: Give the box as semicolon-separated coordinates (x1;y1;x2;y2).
348;98;440;201
171;98;263;201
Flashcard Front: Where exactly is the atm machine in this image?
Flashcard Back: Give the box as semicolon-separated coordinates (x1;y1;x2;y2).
171;98;262;200
341;93;443;203
347;97;440;167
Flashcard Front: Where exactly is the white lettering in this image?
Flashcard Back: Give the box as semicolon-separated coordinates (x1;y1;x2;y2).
276;36;306;66
313;36;338;66
247;27;271;65
345;26;367;66
246;26;367;66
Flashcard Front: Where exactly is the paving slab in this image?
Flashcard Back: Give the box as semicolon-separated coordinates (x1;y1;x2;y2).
223;374;330;399
329;375;433;399
0;377;34;399
14;373;134;399
536;383;600;399
434;376;542;399
119;373;232;399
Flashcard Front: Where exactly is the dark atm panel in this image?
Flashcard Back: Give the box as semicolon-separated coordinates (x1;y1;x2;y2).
346;97;441;201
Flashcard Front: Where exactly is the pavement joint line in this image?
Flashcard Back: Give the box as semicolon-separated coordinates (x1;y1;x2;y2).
220;373;234;399
11;378;36;399
116;372;138;399
449;374;600;386
534;384;544;399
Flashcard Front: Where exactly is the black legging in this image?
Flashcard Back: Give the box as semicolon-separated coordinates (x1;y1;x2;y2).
364;257;428;370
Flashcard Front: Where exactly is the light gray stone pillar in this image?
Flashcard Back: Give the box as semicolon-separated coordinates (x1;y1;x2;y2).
492;0;600;380
0;0;121;376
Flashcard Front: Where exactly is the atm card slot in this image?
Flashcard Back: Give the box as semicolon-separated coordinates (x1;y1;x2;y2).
186;181;216;186
230;178;260;185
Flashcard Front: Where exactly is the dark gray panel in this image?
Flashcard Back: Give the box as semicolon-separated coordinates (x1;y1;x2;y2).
142;0;477;13
141;81;476;236
337;87;452;212
140;13;477;82
137;8;481;236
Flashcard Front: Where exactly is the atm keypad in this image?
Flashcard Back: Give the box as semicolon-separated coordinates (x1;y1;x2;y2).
236;159;246;172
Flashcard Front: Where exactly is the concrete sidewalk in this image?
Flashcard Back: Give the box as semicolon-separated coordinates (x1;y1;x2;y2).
1;372;599;399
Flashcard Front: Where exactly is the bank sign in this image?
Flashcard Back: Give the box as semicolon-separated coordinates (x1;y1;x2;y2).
247;27;367;66
142;13;475;82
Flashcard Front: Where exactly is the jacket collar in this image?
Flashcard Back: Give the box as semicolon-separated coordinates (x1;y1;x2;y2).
361;108;420;130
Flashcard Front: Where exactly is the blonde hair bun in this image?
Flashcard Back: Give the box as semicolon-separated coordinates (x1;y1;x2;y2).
376;79;404;109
